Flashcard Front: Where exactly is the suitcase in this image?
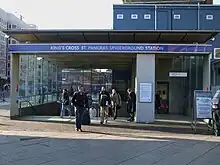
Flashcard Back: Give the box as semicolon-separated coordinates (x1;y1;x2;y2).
89;107;97;119
82;109;91;125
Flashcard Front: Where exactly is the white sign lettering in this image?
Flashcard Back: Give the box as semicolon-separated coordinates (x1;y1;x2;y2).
169;72;187;77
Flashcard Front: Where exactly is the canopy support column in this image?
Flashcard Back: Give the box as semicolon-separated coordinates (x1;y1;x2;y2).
135;54;155;123
10;53;20;119
203;54;211;90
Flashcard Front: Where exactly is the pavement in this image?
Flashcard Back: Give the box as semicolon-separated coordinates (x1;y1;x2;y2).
0;99;10;106
0;104;220;165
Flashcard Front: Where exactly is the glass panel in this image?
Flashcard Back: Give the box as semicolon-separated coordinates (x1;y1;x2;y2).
156;55;204;116
42;60;48;103
48;62;53;93
84;70;92;93
52;64;57;92
17;55;60;109
61;68;112;102
19;55;27;98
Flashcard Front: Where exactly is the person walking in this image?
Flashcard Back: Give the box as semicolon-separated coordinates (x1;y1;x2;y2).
99;86;111;124
69;86;75;116
126;88;136;122
110;88;122;120
155;91;161;114
60;88;71;118
71;86;88;132
69;86;74;96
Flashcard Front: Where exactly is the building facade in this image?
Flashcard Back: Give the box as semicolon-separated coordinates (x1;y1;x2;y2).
208;0;220;90
0;8;37;81
122;0;220;93
112;0;218;117
0;8;8;79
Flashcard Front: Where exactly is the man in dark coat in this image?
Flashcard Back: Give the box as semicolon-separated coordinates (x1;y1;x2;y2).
72;86;88;132
127;88;136;122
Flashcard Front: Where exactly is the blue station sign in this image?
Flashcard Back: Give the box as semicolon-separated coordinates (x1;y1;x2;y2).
8;43;212;54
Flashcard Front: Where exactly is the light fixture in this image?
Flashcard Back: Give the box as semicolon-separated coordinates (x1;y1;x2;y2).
36;57;43;60
4;34;9;39
210;37;215;41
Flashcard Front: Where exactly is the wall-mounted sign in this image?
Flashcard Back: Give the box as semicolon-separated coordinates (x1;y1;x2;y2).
9;43;212;54
194;90;212;119
139;82;152;103
169;72;187;77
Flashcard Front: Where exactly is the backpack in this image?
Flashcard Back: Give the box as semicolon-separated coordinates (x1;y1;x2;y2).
100;93;109;106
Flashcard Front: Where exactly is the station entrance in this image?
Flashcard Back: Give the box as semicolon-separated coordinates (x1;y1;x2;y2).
59;53;208;118
5;30;215;123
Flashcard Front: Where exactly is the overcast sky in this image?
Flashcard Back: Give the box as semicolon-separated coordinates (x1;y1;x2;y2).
2;0;220;29
1;0;122;29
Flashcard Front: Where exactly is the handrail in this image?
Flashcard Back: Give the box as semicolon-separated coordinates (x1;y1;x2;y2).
19;100;37;116
17;92;59;100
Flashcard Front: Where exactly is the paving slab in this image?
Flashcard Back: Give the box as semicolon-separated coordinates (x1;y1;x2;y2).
0;110;220;165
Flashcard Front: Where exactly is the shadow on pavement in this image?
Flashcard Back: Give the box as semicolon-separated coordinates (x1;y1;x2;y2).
87;122;213;136
0;131;219;165
0;115;10;118
15;118;213;136
0;123;11;126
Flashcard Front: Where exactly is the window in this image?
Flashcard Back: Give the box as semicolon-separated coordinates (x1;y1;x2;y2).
7;63;10;68
173;14;181;20
116;14;123;20
12;40;16;44
131;14;138;20
7;71;10;76
144;14;151;20
206;15;213;20
12;24;17;29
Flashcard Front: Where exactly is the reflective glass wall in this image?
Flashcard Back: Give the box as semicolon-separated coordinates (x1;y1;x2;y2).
62;69;112;101
19;55;61;108
156;55;204;116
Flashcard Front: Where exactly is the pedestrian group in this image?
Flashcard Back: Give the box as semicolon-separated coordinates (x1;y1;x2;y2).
60;86;136;132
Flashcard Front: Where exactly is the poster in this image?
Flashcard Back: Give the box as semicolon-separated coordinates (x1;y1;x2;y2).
196;97;212;119
194;90;212;119
140;83;152;103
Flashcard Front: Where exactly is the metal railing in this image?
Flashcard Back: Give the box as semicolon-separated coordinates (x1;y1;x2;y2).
18;92;60;108
19;100;37;116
